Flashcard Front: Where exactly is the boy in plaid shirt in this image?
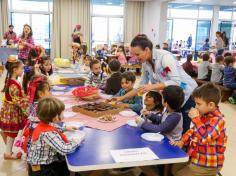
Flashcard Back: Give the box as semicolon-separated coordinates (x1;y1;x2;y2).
171;83;227;176
27;97;84;176
85;59;107;90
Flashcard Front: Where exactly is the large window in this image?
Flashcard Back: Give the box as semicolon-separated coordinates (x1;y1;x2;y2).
9;0;52;50
91;0;124;48
167;3;213;51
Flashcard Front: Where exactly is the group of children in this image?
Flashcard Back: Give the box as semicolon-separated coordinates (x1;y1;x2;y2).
0;47;228;176
183;52;236;104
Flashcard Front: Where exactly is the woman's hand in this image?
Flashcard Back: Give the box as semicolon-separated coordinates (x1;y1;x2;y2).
110;97;124;103
116;103;129;109
138;84;156;95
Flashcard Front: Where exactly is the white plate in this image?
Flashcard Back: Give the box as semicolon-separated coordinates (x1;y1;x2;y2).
64;130;85;141
119;111;137;117
52;92;65;96
53;86;67;91
64;121;84;128
63;112;77;118
65;104;74;109
126;119;138;127
141;133;164;142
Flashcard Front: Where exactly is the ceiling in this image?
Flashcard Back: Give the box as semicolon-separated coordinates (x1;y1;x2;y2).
171;0;236;6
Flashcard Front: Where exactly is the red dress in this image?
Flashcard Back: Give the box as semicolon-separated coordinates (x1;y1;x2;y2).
0;79;29;137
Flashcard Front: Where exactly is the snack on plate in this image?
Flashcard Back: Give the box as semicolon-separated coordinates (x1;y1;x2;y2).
98;114;116;123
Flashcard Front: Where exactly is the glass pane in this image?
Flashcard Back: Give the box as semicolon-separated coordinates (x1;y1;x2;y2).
49;1;53;12
92;0;124;15
172;19;197;49
11;0;49;12
195;21;211;50
219;6;232;20
11;13;30;37
169;4;198;18
93;5;123;16
109;18;123;44
166;19;173;41
218;21;232;40
92;17;108;47
32;14;50;49
199;6;213;19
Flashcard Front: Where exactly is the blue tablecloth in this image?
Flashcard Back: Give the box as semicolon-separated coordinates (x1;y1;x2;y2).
0;48;18;64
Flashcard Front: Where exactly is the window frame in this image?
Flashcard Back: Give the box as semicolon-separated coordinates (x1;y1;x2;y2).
91;0;124;49
8;0;53;50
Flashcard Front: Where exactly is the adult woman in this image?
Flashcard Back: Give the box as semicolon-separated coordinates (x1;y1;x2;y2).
114;34;198;133
215;31;224;56
72;24;83;44
222;31;229;49
18;24;35;64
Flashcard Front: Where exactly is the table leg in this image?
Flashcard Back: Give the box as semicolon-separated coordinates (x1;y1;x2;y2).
140;166;160;176
88;170;105;176
163;164;171;176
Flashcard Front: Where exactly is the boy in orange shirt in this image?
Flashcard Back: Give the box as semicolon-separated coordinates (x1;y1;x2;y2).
171;83;227;176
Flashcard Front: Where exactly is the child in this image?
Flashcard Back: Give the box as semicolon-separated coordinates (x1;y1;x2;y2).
28;46;45;66
117;45;127;65
143;91;164;113
136;85;184;140
0;58;29;160
85;59;108;90
210;55;224;84
223;56;236;103
80;55;92;73
40;56;53;76
105;59;122;95
71;42;81;64
182;54;197;77
27;97;84;176
114;71;142;114
198;53;211;81
171;83;227;176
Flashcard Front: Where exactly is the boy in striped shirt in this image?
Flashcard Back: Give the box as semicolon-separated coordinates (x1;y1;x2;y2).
171;83;227;176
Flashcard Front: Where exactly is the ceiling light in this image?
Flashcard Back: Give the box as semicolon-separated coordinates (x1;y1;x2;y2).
234;1;236;4
107;2;112;5
193;0;202;2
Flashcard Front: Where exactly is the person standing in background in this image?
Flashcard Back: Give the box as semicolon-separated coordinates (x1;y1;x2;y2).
72;24;83;44
3;25;17;45
187;34;192;49
222;31;229;49
18;24;35;64
215;31;224;56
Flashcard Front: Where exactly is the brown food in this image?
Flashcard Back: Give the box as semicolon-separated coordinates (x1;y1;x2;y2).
98;114;116;122
60;77;86;85
80;94;100;101
72;102;123;118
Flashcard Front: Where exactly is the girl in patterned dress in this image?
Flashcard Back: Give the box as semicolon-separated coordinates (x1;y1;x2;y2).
0;58;29;160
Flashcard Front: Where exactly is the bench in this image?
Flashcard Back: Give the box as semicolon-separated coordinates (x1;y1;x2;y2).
194;79;233;102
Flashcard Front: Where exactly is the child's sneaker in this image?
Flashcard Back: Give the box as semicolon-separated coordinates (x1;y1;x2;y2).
228;97;236;104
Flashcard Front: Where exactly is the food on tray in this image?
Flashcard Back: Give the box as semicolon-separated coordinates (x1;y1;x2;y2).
60;77;86;86
72;102;123;118
98;114;116;122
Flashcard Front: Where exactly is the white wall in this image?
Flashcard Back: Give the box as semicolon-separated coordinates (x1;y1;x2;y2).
143;0;169;46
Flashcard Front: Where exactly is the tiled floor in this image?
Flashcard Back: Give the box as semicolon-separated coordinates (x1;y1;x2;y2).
0;71;235;176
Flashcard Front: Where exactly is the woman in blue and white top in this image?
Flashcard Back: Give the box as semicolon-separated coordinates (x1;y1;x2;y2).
115;34;198;133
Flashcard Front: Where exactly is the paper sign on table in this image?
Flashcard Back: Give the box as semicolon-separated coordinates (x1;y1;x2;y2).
110;147;159;163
